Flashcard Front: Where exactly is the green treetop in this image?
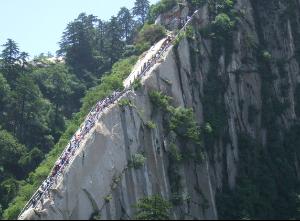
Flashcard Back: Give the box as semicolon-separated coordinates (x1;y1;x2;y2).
133;0;150;25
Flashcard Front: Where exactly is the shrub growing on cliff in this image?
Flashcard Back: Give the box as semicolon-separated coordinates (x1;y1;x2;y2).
212;13;235;34
174;31;185;47
216;0;234;12
204;122;213;134
118;99;135;108
149;90;205;206
149;91;202;145
169;143;183;163
90;211;101;220
130;153;146;169
132;79;142;91
174;25;195;48
149;0;178;22
135;24;166;54
145;121;156;129
169;108;201;144
262;51;272;61
134;195;172;220
149;90;173;111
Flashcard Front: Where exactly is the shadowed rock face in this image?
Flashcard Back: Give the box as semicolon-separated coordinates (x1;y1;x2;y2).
19;0;300;220
155;1;189;30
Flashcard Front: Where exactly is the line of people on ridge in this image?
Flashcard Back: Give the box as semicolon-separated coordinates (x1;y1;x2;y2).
134;35;173;82
179;16;192;28
21;10;200;213
23;34;176;212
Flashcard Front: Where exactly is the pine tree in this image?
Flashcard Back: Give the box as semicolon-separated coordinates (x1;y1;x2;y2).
58;13;99;86
1;39;20;65
117;7;135;43
12;74;54;150
94;19;110;72
0;39;21;84
132;0;150;25
104;16;125;66
95;19;107;54
0;73;11;125
0;129;27;208
19;52;29;69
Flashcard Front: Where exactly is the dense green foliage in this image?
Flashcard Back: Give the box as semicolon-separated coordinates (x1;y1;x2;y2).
83;56;137;113
135;23;167;54
149;90;173;111
169;108;201;143
1;0;158;217
134;195;172;220
132;79;142;91
0;129;26;208
3;55;138;220
0;41;85;218
149;90;201;144
212;13;235;33
57;12;136;86
6;0;299;220
133;0;150;25
117;7;135;44
118;98;135;108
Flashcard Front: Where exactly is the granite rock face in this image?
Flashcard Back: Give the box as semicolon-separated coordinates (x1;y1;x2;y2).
19;0;300;219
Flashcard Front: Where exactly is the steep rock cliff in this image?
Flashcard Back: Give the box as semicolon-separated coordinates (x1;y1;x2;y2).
19;0;300;219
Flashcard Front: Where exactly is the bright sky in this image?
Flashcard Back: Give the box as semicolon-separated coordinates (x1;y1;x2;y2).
0;0;159;58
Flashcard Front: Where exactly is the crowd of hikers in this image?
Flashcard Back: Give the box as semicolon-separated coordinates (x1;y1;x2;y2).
20;11;198;215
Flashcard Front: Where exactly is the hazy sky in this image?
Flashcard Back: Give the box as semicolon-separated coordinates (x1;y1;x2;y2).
0;0;159;58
